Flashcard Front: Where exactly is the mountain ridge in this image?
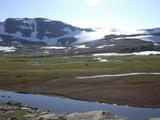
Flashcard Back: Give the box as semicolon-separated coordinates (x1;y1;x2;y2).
0;18;160;55
0;18;93;46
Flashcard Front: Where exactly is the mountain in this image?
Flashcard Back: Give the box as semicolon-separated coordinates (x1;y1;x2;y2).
0;18;93;46
0;18;160;55
79;28;160;53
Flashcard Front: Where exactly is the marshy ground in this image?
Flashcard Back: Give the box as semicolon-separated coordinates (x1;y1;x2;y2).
0;55;160;107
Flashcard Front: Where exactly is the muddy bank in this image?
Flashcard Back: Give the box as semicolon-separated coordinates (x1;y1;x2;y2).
0;101;129;120
0;75;160;108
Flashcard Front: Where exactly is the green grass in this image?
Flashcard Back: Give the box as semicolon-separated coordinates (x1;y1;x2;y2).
0;55;160;107
12;110;28;119
0;110;28;120
0;55;160;82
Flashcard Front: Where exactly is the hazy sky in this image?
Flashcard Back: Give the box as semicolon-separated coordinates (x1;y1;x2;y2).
0;0;160;30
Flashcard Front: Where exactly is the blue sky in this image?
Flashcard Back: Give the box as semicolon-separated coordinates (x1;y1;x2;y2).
0;0;160;30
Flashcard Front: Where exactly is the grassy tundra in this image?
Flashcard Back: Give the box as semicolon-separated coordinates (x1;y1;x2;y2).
0;55;160;107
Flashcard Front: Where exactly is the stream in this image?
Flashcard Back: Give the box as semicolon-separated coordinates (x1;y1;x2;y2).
0;91;160;120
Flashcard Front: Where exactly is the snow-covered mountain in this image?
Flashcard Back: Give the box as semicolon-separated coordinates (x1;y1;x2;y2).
0;18;160;54
0;18;93;46
1;18;160;47
113;28;160;43
78;27;160;54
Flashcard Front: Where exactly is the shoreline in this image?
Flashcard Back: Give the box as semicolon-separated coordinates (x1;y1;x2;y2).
0;90;153;109
1;75;160;108
1;91;160;120
0;101;129;120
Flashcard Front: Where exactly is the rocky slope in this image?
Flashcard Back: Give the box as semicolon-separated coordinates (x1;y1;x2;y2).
1;101;159;120
0;101;129;120
82;28;160;53
0;18;160;55
0;18;92;46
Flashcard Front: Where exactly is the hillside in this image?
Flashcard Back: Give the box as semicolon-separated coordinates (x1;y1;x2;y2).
0;18;160;55
0;18;92;46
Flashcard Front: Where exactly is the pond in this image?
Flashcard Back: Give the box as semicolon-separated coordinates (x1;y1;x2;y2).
0;91;160;120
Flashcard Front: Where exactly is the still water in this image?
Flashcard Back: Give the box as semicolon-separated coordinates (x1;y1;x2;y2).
0;91;160;120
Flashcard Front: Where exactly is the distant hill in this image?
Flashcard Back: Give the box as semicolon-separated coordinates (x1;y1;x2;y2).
0;18;92;46
0;18;160;55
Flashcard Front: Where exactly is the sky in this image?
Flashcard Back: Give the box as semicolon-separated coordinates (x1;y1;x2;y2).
0;0;160;30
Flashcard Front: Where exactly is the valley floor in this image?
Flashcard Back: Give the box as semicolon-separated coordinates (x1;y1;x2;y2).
0;55;160;108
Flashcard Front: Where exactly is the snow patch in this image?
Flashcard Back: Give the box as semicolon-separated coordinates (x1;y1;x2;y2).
154;43;160;46
93;51;160;56
43;19;52;22
21;19;34;29
63;27;73;33
77;72;160;79
41;46;66;50
75;30;104;42
15;31;23;37
20;25;32;29
44;50;49;54
75;45;89;49
93;57;108;62
0;46;16;52
121;35;160;43
0;24;5;34
133;51;160;56
15;18;23;21
30;19;39;41
23;19;33;25
99;59;108;62
75;28;145;43
96;44;115;49
0;38;3;42
93;53;131;57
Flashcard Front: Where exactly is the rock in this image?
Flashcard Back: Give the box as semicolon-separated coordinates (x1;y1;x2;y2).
65;111;129;120
0;101;129;120
39;111;50;115
10;116;17;120
37;114;56;120
7;101;23;107
8;96;11;98
20;107;31;110
150;118;160;120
